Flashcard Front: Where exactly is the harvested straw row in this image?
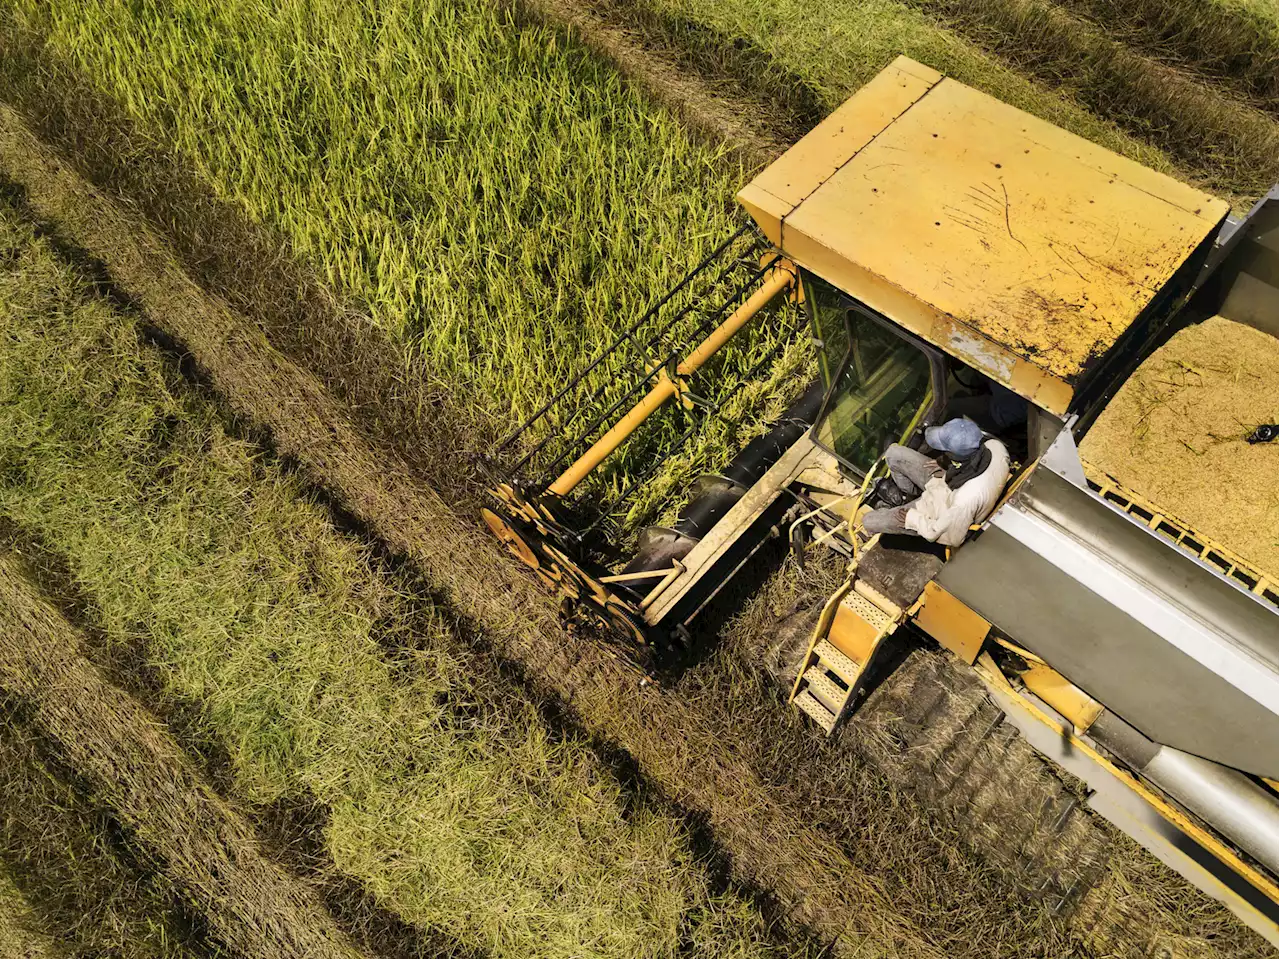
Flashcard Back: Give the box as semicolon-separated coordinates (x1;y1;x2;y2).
0;557;369;959
1051;0;1277;110
0;870;55;959
0;713;222;959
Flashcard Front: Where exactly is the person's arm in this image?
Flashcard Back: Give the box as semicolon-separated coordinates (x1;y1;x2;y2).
903;480;970;546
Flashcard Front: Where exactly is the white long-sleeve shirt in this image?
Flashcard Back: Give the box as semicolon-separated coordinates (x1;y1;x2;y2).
905;439;1011;547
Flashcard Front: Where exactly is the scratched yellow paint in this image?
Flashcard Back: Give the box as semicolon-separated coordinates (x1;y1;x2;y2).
739;56;1230;413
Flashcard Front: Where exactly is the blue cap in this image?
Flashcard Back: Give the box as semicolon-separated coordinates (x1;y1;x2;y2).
925;417;983;458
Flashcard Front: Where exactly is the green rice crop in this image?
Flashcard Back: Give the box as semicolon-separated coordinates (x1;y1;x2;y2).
0;199;792;959
11;0;755;436
632;0;1163;159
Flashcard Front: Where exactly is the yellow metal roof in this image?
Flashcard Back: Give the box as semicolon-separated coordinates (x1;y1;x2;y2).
738;57;1230;415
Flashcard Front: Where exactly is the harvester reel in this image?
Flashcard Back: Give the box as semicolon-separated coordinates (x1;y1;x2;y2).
482;503;670;671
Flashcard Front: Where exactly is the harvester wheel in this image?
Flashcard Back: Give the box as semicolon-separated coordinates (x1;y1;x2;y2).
482;505;677;671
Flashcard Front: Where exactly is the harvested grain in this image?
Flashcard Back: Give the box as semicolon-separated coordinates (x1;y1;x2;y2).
1080;316;1279;580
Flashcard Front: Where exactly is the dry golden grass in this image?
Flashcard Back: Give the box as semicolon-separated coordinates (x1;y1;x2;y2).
0;871;54;959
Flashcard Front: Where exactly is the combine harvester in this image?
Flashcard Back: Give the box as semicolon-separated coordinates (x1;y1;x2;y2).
482;57;1279;941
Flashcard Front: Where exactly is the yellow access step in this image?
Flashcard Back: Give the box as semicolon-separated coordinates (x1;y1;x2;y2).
791;580;904;733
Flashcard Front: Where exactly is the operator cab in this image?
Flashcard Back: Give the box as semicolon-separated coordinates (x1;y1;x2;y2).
804;270;1031;480
806;271;945;478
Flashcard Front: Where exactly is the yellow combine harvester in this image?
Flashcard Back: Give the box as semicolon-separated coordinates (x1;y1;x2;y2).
481;57;1279;940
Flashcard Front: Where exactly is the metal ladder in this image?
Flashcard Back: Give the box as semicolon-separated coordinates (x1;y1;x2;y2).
791;579;904;733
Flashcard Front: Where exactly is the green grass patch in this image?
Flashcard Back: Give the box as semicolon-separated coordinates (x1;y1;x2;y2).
0;198;795;959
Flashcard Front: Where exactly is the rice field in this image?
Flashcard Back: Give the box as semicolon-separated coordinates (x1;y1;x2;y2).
0;196;797;959
9;0;755;434
10;0;1273;442
0;0;1276;954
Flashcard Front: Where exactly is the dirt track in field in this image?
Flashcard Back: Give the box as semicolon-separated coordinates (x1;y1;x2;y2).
0;99;1266;959
0;554;369;959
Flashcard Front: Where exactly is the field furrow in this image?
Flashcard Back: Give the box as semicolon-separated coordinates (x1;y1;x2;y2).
902;0;1277;198
0;557;369;959
1048;0;1277;110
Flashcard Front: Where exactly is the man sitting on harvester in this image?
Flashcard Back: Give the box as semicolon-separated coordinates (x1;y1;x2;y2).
863;418;1010;547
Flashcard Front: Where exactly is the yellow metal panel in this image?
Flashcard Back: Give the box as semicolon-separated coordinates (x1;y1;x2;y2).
1019;661;1105;732
737;56;940;222
748;63;1229;409
913;580;989;664
773;204;1079;414
736;182;784;247
829;600;881;663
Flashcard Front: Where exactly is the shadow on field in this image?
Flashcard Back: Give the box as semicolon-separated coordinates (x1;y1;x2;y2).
0;697;224;959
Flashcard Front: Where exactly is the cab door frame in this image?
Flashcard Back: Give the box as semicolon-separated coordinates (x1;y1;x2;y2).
803;272;949;479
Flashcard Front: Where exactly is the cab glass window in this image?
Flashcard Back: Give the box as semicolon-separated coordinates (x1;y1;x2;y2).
804;272;937;475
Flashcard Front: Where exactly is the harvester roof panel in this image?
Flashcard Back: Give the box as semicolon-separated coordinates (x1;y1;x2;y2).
738;56;1230;414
